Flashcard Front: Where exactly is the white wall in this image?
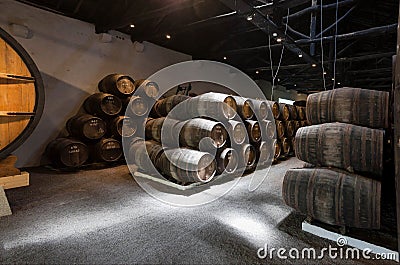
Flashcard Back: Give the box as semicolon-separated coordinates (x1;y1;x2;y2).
0;0;191;167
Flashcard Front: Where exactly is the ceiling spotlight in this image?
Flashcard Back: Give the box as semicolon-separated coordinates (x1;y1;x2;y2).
323;71;327;75
337;82;341;85
276;38;282;43
247;14;254;21
223;56;227;60
298;53;303;58
130;24;135;28
166;34;171;39
256;70;260;74
311;63;317;67
272;32;278;37
277;78;280;82
294;84;297;87
331;78;335;81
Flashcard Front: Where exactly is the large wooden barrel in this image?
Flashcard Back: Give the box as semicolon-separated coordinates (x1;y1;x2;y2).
275;120;285;139
273;140;281;160
180;118;228;151
296;106;306;120
295;123;384;176
46;138;89;168
129;139;161;174
91;138;122;162
260;120;276;140
237;144;257;171
288;105;298;120
216;148;238;174
134;79;160;99
152;95;190;117
84;93;122;117
0;28;45;159
108;116;136;138
282;168;381;229
284;120;296;138
176;92;237;120
145;117;180;145
232;96;254;120
267;101;280;119
306;87;389;129
280;137;292;156
163;148;216;183
278;103;290;121
98;74;135;98
224;120;247;145
124;96;149;117
256;141;272;165
250;99;269;121
244;120;261;144
67;114;106;141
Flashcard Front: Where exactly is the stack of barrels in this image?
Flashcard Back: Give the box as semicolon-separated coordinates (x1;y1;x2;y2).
267;101;308;161
127;92;277;185
46;73;158;169
282;87;389;229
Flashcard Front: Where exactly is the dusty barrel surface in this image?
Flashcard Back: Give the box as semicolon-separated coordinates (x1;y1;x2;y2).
306;87;389;129
91;138;122;162
216;148;238;174
295;123;384;176
282;168;381;229
67;114;106;141
84;93;122;117
108;116;136;138
152;95;190;117
180;118;228;151
46;138;89;168
232;96;254;120
98;74;135;98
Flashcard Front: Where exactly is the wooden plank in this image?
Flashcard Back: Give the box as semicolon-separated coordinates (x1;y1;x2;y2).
0;172;29;190
394;2;400;256
0;186;11;217
0;73;35;82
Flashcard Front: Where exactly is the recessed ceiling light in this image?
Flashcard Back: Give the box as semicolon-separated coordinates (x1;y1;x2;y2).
298;53;303;58
166;34;171;39
311;63;317;67
276;38;282;43
130;24;135;28
223;56;227;60
272;32;278;37
337;82;341;85
323;71;327;75
331;78;335;81
247;15;253;21
256;70;260;74
294;84;297;87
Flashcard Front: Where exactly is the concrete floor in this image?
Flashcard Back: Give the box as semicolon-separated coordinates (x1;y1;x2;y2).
0;158;397;264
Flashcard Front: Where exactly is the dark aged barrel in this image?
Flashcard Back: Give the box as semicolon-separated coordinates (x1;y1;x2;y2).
176;92;237;120
162;148;217;183
244;120;261;144
274;140;281;160
98;74;135;98
129;139;162;174
284;120;296;137
216;148;238;174
237;144;257;171
275;120;285;139
256;141;272;165
250;99;269;121
91;138;122;162
232;96;254;120
296;106;306;120
295;123;384;176
282;168;381;229
84;93;122;117
267;100;280;119
124;96;149;117
300;120;308;127
279;103;290;121
293;121;301;134
145;117;180;144
152;95;190;117
46;138;89;168
180;118;228;151
280;138;292;156
260;120;276;140
108;116;136;138
306;87;389;129
67;114;106;141
224;120;247;145
288;105;298;120
134;79;160;99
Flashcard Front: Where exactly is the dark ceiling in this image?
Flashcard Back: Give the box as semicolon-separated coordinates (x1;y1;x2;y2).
17;0;399;93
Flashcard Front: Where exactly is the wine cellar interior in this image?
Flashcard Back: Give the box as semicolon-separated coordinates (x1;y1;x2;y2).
0;0;400;264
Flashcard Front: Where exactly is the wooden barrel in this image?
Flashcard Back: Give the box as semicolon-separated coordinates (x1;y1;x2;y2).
279;103;290;121
91;138;122;162
306;87;389;129
293;121;301;134
152;95;190;117
129;139;161;173
296;106;306;120
163;148;216;183
280;138;292;156
282;168;381;229
108;116;136;138
250;99;269;121
273;140;281;160
232;96;254;120
145;117;180;145
260;120;276;140
237;144;257;171
84;93;122;117
180;118;228;151
300;120;308;127
267;101;280;119
0;28;45;159
98;74;135;98
256;141;272;165
284;120;296;138
46;138;89;168
224;120;247;145
275;120;285;139
179;92;237;120
134;79;160;99
67;114;106;141
244;120;261;144
295;123;384;176
216;148;238;174
124;96;149;117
